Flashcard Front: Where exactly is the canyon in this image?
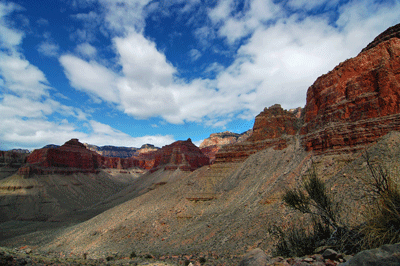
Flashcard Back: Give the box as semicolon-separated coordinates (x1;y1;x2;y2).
1;23;400;265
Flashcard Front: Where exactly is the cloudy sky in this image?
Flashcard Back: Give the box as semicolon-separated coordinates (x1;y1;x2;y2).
0;0;399;150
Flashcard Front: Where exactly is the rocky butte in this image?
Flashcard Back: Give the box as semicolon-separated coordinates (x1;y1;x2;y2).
199;130;252;163
17;138;209;177
214;104;302;163
141;138;209;172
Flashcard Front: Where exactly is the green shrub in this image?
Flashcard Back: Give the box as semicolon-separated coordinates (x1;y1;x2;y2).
274;162;362;256
130;251;137;258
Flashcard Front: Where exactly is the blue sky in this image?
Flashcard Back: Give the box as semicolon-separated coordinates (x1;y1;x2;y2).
0;0;399;150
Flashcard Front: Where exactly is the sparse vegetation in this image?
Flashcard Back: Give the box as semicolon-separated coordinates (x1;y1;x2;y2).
273;154;400;257
272;162;360;256
360;152;400;249
130;251;137;258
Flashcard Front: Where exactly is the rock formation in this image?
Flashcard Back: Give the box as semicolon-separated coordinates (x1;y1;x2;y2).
20;139;146;177
84;143;158;158
141;138;209;172
17;138;208;177
215;104;301;163
199;130;252;163
301;24;400;153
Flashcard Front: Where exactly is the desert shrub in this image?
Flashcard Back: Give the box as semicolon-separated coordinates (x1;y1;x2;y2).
360;153;400;249
130;251;137;258
199;257;207;264
273;163;363;256
270;218;331;257
184;259;191;266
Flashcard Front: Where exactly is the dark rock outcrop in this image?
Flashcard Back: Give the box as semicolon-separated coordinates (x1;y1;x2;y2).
343;243;400;266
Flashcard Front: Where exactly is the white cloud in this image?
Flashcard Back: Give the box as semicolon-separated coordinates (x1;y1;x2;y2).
59;54;120;103
204;62;225;74
97;0;152;33
113;31;176;87
0;2;24;49
209;0;281;44
0;53;50;99
83;120;175;148
38;41;60;57
208;0;234;24
189;48;201;61
75;42;97;58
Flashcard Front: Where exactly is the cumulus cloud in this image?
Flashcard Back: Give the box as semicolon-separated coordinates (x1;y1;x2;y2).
209;0;281;44
38;41;60;57
59;54;120;103
75;42;97;58
0;1;175;150
86;120;175;147
0;53;50;99
59;0;400;129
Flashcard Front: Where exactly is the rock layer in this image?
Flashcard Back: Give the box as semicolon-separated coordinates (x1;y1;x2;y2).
143;139;209;172
215;105;301;163
200;130;252;163
301;35;400;153
19;138;208;177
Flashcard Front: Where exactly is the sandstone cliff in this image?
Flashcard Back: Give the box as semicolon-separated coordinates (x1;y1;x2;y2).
140;138;209;172
215;104;302;163
199;130;252;163
301;24;400;153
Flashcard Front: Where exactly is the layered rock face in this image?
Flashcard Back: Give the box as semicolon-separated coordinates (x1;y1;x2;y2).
142;139;209;171
199;130;252;163
18;138;209;177
84;143;158;158
21;139;144;177
215;105;301;163
301;25;400;153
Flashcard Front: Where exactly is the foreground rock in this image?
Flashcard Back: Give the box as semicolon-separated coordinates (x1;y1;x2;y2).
239;248;269;266
343;243;400;266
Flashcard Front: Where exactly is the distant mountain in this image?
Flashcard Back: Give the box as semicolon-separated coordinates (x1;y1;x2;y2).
199;130;252;163
84;143;159;158
42;144;60;149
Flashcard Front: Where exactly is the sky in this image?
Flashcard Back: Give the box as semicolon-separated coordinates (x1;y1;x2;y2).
0;0;399;150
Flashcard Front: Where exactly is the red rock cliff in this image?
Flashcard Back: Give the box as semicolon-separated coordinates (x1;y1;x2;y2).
199;130;252;163
301;24;400;153
215;104;301;163
140;139;209;172
22;139;144;176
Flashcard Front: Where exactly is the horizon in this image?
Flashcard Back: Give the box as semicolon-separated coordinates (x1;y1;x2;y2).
1;0;399;150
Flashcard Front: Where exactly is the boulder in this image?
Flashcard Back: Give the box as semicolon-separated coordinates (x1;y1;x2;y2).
343;243;400;266
238;248;269;266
